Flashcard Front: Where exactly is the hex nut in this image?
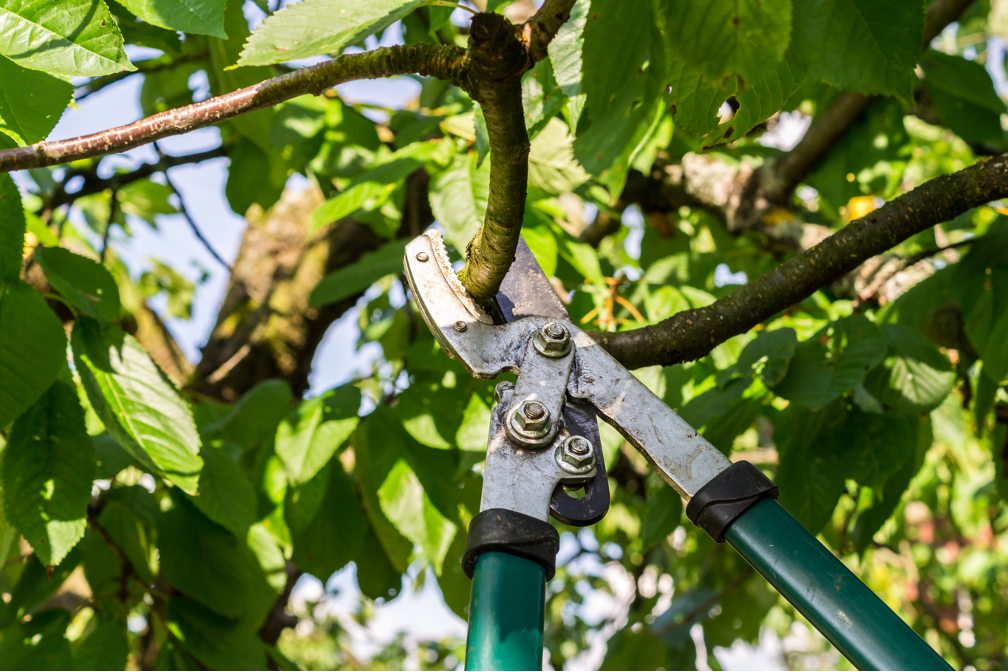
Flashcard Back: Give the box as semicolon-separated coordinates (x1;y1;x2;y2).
533;321;572;358
556;435;596;474
510;400;551;437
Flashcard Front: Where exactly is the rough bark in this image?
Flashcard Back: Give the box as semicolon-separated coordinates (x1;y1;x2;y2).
188;170;433;402
594;155;1008;369
0;44;468;173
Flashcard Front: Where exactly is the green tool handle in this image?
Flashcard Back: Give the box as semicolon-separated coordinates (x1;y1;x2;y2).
725;498;951;671
465;551;546;670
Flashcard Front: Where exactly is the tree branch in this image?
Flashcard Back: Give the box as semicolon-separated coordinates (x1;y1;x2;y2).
594;155;1008;369
0;44;468;173
452;3;575;300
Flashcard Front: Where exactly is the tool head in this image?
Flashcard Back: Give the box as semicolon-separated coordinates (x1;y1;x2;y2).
404;230;731;508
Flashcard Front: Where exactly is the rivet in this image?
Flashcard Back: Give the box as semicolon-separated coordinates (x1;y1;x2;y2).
453;320;467;333
416;252;429;262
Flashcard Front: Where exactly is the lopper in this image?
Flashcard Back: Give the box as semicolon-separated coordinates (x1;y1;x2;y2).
403;230;951;671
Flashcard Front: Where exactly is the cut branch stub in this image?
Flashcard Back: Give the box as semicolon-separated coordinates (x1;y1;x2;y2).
457;13;533;303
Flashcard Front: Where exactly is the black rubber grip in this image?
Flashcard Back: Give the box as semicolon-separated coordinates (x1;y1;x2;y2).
462;508;560;580
685;461;779;543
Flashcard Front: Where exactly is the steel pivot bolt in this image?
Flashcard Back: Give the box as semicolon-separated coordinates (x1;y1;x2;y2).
510;400;551;439
533;321;572;358
494;381;515;403
556;435;596;474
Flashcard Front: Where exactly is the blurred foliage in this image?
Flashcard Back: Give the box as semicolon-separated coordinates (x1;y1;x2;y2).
2;0;1008;670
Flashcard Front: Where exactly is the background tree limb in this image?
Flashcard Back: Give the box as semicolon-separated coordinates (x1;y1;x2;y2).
593;155;1008;369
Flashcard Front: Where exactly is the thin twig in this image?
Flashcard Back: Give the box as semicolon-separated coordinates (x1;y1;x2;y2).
853;236;980;310
100;189;118;262
157;154;232;272
47;146;229;211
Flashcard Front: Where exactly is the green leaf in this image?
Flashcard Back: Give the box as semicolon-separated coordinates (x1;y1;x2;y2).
71;320;203;494
246;522;288;593
834;407;912;489
919;50;1007;146
111;0;226;37
225;138;287;215
33;246;121;325
0;609;72;669
735;328;797;386
0;55;71;147
863;324;955;414
641;484;683;550
1;378;93;565
774;402;847;533
773;315;888;410
522;57;565;138
192;443;258;537
275;385;360;486
806;97;909;208
159;495;274;622
290;460;366;580
852;415;930;552
0;173;25;282
428;151;490;253
789;0;924;99
72;619;128;671
354;521;403;600
378;459;457;575
674;57;804;149
576;0;664;175
97;492;156;583
237;0;426;67
528;118;590;195
547;0;588;98
166;598;267;670
118;178;178;222
200;379;293;452
659;0;792;87
310;157;420;233
0;0;134;76
353;409;420;573
602;628;678;670
435;528;469;619
455;393;492;452
0;281;67;429
209;1;275;152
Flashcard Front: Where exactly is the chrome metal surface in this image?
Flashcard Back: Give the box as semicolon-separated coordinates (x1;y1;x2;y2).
505;329;575;448
482;388;597;521
404;231;544;379
567;329;732;500
405;230;726;504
